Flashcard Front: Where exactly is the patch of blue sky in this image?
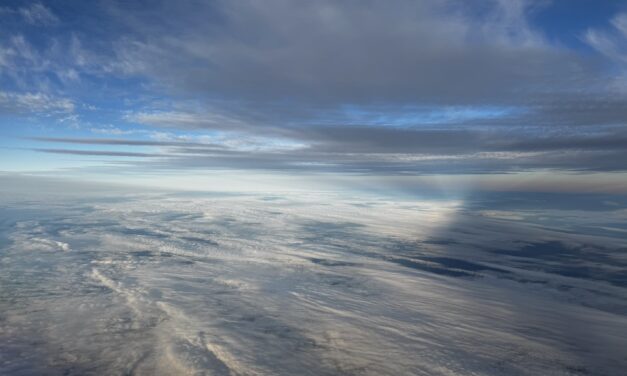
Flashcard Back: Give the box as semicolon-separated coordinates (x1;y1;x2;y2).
0;148;104;173
0;115;158;173
334;105;522;128
529;0;626;50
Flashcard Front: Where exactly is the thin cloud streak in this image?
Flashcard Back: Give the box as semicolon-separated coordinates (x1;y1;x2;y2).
33;148;163;158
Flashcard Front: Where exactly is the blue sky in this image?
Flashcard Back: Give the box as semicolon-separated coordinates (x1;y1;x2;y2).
1;0;627;193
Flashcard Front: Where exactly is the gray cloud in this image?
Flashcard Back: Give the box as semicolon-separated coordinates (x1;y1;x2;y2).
107;0;602;105
93;0;627;175
28;137;223;149
3;0;627;177
29;125;627;174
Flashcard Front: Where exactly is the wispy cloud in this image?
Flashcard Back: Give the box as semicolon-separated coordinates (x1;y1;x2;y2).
0;91;74;114
33;148;162;158
29;137;218;148
0;3;59;26
19;3;59;25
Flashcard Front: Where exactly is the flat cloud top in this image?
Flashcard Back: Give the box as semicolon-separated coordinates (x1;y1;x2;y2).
1;185;626;374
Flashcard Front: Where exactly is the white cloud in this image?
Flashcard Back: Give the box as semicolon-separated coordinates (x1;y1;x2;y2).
0;91;74;114
585;12;627;91
19;3;59;25
1;183;627;374
126;109;247;131
90;126;140;135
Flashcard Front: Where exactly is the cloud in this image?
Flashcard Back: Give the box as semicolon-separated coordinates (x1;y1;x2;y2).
0;91;74;114
29;136;218;148
107;0;589;105
85;0;625;175
126;110;248;131
1;180;627;374
0;3;58;26
29;237;71;251
585;13;627;62
27;124;627;174
1;0;627;178
0;32;79;120
33;148;161;158
585;12;627;92
19;3;59;25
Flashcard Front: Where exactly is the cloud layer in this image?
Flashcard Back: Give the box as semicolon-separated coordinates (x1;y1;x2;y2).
1;178;627;375
1;1;627;184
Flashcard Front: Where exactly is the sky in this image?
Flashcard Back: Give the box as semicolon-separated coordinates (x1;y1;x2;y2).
1;0;627;194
